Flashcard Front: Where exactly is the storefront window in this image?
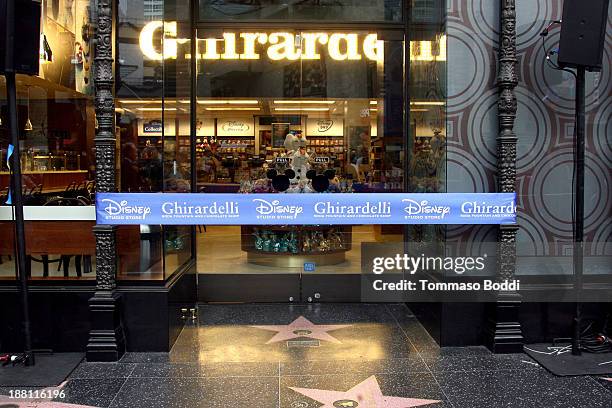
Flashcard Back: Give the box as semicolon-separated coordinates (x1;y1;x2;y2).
193;28;406;279
198;0;403;22
0;0;98;281
406;3;446;261
115;0;193;280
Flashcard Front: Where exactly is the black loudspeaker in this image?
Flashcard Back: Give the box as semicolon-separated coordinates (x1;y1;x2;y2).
0;0;41;75
557;0;610;71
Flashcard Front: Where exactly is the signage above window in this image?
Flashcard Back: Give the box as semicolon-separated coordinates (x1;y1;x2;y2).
139;21;446;62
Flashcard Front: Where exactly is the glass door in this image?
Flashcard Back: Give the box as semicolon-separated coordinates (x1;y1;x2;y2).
194;28;406;302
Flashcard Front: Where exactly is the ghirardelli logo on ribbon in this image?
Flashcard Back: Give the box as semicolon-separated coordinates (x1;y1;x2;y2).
460;201;516;218
253;198;303;219
402;199;450;219
316;119;333;132
101;199;151;220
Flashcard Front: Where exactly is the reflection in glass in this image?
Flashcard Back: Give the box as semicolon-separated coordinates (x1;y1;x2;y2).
195;30;406;275
115;0;193;280
406;3;447;264
199;0;403;22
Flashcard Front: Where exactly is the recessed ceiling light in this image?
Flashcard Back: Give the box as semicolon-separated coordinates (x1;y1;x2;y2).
198;100;259;104
410;101;445;106
205;107;260;111
119;99;162;104
274;107;330;112
137;107;176;111
273;100;335;104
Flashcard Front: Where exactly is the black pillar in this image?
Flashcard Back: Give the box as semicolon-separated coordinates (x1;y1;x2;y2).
485;0;524;353
86;0;125;362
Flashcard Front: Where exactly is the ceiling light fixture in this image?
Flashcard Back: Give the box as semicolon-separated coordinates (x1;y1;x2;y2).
410;101;445;106
198;100;259;105
273;100;335;104
205;107;260;111
274;107;330;112
119;99;163;104
137;107;176;111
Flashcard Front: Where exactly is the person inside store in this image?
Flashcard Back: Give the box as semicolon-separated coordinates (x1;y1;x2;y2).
283;130;306;153
140;140;163;191
197;144;222;183
121;142;141;192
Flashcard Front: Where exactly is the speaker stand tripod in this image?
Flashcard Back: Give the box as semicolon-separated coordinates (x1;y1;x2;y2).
572;66;586;356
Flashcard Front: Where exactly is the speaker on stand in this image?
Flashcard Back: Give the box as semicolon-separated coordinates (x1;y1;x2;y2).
0;0;41;75
557;0;609;72
1;0;42;367
555;0;610;356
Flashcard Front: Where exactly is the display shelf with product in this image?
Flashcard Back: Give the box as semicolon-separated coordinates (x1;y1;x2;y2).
241;225;353;267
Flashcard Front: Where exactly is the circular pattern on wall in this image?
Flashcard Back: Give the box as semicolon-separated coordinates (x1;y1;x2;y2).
465;0;555;50
514;86;553;171
466;89;498;169
465;86;552;173
465;225;498;260
593;98;612;164
528;148;610;236
591;222;611;256
516;212;551;256
446;145;492;193
446;18;492;114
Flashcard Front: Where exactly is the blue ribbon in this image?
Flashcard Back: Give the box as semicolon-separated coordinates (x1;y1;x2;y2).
96;192;517;226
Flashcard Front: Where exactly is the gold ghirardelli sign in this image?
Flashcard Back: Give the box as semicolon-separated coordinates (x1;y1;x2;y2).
139;21;447;62
140;21;382;62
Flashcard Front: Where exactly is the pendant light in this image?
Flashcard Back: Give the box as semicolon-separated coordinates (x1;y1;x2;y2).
24;86;33;131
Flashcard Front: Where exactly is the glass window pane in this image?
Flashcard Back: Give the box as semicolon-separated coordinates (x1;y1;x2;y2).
195;29;406;278
0;0;97;281
199;0;403;23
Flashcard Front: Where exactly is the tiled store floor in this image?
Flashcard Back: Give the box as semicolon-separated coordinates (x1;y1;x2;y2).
3;303;612;408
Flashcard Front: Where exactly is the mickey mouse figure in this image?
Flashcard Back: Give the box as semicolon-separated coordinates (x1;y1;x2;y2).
306;168;336;192
266;157;295;192
266;151;336;193
307;155;337;193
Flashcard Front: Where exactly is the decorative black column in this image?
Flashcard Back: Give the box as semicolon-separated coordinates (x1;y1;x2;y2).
485;0;524;353
86;0;125;362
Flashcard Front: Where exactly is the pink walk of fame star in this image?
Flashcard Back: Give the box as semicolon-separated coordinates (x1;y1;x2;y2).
289;375;441;408
251;316;351;344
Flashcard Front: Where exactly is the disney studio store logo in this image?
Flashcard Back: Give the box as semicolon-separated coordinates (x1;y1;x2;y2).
402;199;451;221
253;199;304;220
100;199;152;221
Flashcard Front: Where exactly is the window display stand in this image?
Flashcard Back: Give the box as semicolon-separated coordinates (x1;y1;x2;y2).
241;225;352;267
